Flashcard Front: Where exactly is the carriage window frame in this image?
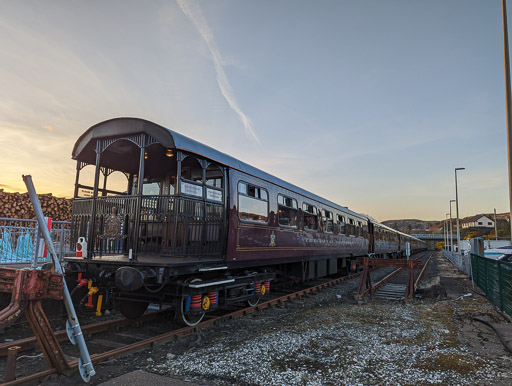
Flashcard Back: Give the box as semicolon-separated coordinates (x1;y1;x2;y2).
302;202;318;231
277;194;298;229
322;209;334;233
204;164;224;203
356;221;363;237
179;155;205;199
362;222;368;238
347;217;356;236
180;155;204;184
237;181;269;224
337;214;346;235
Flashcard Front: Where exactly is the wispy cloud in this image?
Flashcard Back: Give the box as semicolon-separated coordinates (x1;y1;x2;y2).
176;0;260;144
0;183;17;190
44;125;54;132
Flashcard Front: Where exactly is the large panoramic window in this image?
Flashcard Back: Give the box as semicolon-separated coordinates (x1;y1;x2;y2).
278;194;298;228
238;181;268;223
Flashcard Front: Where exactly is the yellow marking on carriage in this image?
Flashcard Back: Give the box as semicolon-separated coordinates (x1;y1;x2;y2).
202;295;211;310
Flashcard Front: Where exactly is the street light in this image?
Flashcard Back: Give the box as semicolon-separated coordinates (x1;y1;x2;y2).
445;213;450;250
449;200;455;251
502;0;512;243
455;167;465;254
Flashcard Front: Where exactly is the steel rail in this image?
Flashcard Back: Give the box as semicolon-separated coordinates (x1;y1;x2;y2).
356;251;430;299
4;271;362;385
0;309;167;357
414;255;433;292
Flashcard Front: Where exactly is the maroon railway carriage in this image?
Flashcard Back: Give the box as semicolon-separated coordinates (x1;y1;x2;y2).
65;117;424;325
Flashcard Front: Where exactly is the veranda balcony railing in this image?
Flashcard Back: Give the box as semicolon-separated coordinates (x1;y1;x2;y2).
71;195;226;258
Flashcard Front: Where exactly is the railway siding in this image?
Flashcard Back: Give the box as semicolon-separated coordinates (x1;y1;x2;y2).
8;252;512;385
139;252;511;385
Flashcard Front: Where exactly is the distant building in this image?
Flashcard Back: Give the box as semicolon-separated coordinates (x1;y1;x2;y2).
461;215;494;229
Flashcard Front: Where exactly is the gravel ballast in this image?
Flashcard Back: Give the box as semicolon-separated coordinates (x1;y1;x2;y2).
142;253;512;385
47;252;512;385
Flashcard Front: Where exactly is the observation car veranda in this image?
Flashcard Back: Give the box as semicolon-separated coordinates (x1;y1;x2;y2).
66;118;425;325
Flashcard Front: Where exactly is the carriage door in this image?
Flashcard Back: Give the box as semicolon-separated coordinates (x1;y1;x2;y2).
177;153;226;257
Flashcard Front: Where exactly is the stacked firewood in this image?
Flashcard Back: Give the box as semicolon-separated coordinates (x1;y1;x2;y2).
0;190;72;221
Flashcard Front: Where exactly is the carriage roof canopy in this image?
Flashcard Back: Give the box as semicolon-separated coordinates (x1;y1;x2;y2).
72;117;364;218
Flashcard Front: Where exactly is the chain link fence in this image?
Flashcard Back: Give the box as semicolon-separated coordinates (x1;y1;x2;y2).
442;249;472;275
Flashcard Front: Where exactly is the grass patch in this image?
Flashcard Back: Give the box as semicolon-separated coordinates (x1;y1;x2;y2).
416;352;486;375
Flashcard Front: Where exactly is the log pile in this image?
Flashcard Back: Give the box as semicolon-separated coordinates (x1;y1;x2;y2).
0;190;72;221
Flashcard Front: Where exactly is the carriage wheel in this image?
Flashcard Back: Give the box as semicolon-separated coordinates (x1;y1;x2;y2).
118;300;149;319
247;296;261;307
177;278;205;327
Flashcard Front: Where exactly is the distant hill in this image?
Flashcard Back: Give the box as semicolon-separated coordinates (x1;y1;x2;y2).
381;219;439;234
383;213;511;238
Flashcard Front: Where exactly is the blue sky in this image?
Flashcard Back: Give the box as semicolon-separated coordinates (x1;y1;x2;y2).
0;0;509;221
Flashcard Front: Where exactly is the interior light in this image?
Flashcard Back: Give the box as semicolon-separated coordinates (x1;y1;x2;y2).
165;149;174;158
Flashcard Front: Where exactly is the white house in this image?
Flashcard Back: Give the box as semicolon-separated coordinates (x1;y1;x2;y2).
461;215;494;229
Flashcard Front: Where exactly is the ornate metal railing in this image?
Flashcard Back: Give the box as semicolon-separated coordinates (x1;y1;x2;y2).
0;218;72;264
71;195;226;258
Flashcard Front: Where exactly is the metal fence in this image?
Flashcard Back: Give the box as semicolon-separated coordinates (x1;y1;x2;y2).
0;217;73;265
471;253;512;318
442;249;472;275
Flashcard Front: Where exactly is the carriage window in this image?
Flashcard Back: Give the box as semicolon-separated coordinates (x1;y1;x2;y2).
323;210;334;233
181;156;203;183
303;203;318;231
238;182;268;223
357;221;363;237
205;164;224;188
347;218;355;236
278;194;298;228
205;164;224;202
337;214;346;235
142;181;160;196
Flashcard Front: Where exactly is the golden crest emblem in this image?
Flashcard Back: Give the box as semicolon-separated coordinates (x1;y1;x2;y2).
269;230;276;247
99;207;126;240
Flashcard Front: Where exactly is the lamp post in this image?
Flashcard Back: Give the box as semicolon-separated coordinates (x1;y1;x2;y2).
445;213;450;250
502;0;512;243
455;167;465;254
449;200;455;251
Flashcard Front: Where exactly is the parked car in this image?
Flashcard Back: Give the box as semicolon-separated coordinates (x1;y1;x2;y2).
498;254;512;262
484;245;512;260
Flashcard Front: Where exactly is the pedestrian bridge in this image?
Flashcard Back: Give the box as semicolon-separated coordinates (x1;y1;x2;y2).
410;233;453;241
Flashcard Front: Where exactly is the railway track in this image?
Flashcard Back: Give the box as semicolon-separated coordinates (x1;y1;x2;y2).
1;271;364;384
1;253;431;384
363;251;433;300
